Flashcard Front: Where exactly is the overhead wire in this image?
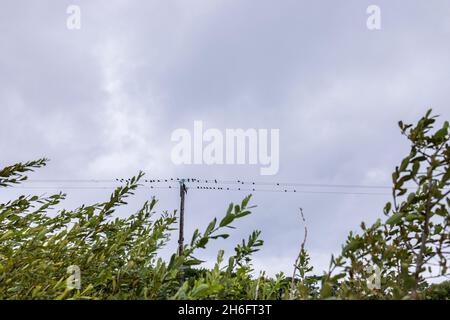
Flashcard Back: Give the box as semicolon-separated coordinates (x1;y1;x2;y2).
23;178;395;189
10;184;390;195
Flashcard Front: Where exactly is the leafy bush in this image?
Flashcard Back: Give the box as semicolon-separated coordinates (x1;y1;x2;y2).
320;110;450;299
424;281;450;299
0;162;265;299
0;110;449;299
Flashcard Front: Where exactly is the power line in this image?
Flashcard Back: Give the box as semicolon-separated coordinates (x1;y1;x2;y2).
191;186;388;195
21;177;438;193
10;186;175;190
23;178;396;189
10;185;389;196
22;179;114;183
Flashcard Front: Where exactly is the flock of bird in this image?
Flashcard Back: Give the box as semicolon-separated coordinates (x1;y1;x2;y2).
11;177;395;196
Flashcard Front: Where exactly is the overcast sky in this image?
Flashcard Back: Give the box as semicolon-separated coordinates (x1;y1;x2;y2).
1;0;450;276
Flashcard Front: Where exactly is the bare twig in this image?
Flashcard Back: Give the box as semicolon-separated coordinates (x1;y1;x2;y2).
290;208;308;299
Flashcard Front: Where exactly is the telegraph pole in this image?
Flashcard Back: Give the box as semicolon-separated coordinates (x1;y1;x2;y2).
178;179;187;256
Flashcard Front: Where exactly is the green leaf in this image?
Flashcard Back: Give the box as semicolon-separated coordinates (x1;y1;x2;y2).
226;203;233;215
197;237;209;248
433;127;447;141
219;214;235;228
411;161;420;176
405;214;420;222
210;234;230;240
184;257;205;266
343;238;363;253
434;224;443;235
384;202;392;215
191;284;209;297
320;281;333;298
242;195;251;209
392;170;399;183
205;218;216;235
400;156;410;172
235;210;251;218
407;192;416;203
386;213;403;226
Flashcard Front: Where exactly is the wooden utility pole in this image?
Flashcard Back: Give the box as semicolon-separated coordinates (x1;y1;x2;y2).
178;179;187;256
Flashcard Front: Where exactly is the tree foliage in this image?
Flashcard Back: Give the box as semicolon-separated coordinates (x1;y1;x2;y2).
321;110;450;299
0;110;449;299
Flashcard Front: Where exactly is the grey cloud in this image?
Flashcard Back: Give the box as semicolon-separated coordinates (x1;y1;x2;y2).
1;0;450;275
